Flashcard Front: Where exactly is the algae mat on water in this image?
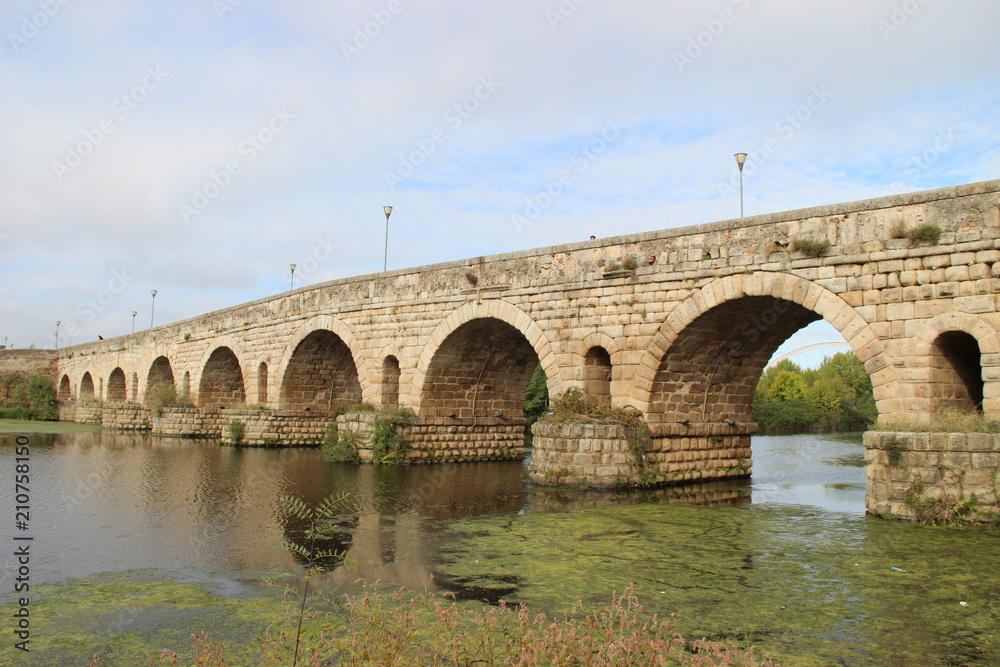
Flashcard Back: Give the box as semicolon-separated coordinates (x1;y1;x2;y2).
0;570;293;666
434;501;1000;666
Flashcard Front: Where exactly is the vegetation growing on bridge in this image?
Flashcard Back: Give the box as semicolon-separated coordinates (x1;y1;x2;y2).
0;372;57;420
752;352;876;433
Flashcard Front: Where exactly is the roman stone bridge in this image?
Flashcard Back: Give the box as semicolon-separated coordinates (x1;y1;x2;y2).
30;180;1000;520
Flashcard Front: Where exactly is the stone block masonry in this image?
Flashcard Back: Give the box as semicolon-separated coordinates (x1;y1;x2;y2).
865;431;999;524
19;179;1000;521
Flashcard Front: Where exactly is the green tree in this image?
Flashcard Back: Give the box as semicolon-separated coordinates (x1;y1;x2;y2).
27;374;57;420
768;370;807;402
524;364;549;427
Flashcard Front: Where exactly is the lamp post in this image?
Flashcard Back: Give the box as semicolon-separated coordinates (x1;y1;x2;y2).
132;311;138;334
55;321;61;349
734;152;748;218
383;205;393;272
289;264;296;291
150;290;157;329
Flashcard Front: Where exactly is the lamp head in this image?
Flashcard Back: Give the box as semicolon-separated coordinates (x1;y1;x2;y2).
151;289;157;297
383;205;393;219
734;152;748;171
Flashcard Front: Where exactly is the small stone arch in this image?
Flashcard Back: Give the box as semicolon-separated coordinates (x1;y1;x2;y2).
381;355;401;409
257;362;269;405
912;312;1000;417
578;332;623;407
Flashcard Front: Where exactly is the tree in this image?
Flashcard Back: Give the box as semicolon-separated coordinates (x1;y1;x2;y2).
524;364;549;427
768;370;806;402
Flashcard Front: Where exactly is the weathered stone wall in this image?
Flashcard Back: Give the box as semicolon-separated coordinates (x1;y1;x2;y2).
152;407;208;438
0;349;58;401
529;420;753;487
101;403;150;430
217;409;328;446
865;431;999;523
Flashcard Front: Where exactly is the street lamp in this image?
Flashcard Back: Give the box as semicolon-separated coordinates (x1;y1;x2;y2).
734;152;748;218
55;321;61;349
383;205;393;272
289;264;296;291
132;311;138;334
150;290;157;329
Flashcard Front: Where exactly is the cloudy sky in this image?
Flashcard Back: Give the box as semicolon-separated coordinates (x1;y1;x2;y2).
2;0;998;361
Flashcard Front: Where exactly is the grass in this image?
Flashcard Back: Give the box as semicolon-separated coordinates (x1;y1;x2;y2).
906;223;942;245
789;237;830;258
96;583;777;666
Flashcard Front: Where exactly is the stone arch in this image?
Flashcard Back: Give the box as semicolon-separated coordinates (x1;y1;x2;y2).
198;346;246;409
912;312;1000;416
80;372;95;400
412;301;559;419
107;367;127;402
635;272;899;426
277;317;363;413
58;374;72;400
582;347;613;406
144;356;175;404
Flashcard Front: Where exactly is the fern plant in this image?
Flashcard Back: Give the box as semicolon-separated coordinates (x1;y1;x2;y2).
278;492;350;667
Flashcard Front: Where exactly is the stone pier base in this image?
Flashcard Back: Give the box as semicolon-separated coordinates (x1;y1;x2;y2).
865;431;1000;523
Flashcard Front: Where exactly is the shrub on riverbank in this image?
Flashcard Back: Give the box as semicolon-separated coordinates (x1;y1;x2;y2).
0;372;57;420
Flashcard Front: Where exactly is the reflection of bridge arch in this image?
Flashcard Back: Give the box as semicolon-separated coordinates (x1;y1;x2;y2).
767;341;852;368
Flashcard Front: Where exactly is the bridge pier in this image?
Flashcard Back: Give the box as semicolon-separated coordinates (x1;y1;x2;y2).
529;421;752;488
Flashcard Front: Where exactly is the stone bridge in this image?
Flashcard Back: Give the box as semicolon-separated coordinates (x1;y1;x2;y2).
30;180;1000;520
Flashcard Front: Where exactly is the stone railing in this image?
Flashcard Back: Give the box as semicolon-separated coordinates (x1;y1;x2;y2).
865;431;999;523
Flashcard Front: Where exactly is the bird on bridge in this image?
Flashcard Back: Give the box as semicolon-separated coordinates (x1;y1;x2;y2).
677;418;691;425
720;418;736;426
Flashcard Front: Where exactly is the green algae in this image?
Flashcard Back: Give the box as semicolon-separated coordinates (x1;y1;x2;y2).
432;502;1000;666
0;570;291;666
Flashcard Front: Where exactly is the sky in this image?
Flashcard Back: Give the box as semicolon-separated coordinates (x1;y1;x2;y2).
2;0;998;361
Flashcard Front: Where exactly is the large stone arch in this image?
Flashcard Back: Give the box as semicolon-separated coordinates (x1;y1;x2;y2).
79;371;96;400
144;355;176;404
107;367;127;402
192;336;249;408
911;312;1000;417
197;346;246;410
276;316;364;413
635;272;900;426
411;300;559;419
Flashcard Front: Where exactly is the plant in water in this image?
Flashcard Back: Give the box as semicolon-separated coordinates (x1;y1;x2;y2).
277;492;350;667
322;422;361;463
906;223;942;245
227;419;245;444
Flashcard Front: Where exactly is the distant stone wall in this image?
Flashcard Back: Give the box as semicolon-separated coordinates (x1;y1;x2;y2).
0;349;58;400
69;401;103;424
152;407;208;438
865;431;1000;523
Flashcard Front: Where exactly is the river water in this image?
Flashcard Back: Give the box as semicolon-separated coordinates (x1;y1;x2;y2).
1;423;998;665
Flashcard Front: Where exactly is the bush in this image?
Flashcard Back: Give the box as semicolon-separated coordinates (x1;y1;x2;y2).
0;407;32;420
321;423;361;463
227;419;245;444
0;373;57;421
146;381;188;412
371;410;414;464
906;223;942;245
790;237;830;258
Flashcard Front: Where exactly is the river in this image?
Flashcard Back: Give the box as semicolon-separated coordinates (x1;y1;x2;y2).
1;423;997;665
